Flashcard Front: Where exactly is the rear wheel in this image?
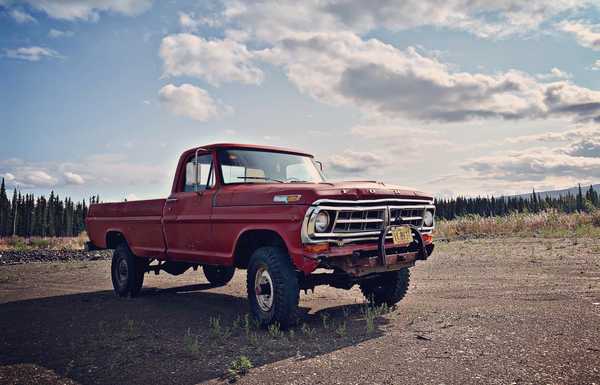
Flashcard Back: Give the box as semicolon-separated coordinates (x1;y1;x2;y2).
246;247;299;328
111;244;145;297
359;268;410;306
203;265;235;286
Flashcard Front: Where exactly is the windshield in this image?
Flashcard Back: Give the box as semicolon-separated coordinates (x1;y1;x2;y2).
219;149;325;184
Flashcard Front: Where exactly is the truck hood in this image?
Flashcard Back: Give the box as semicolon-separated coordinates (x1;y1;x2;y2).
214;181;433;207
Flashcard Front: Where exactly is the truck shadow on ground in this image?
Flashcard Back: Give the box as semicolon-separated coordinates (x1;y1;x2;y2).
0;284;392;385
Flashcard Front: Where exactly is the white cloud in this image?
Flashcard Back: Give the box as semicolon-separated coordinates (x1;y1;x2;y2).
558;20;600;50
0;155;169;189
536;67;572;80
464;149;600;182
463;123;600;184
23;170;58;187
328;150;386;174
178;11;199;32
221;0;597;41
178;11;220;32
63;171;85;185
49;29;74;38
160;34;263;86
2;173;15;182
159;83;230;122
4;46;62;61
592;60;600;71
160;3;600;125
14;0;152;21
257;32;600;122
9;8;36;23
126;193;139;201
505;124;600;144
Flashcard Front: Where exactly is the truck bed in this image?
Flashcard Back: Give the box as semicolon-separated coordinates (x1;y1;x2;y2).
86;199;166;258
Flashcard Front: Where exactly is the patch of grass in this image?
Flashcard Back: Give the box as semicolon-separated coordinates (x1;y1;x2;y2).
0;233;88;251
243;314;251;337
300;323;316;338
361;303;390;334
183;328;200;356
267;322;282;339
209;316;222;337
335;321;347;338
232;314;242;330
225;356;253;383
124;319;141;341
320;313;330;329
436;210;600;240
247;332;259;346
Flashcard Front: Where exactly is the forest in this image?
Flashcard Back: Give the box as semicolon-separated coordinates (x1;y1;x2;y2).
0;177;598;237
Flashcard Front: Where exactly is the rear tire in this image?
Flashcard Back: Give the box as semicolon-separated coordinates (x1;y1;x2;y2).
111;243;145;297
359;268;410;306
203;265;235;286
246;247;299;328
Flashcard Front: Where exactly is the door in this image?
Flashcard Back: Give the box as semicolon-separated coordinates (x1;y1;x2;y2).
163;152;216;262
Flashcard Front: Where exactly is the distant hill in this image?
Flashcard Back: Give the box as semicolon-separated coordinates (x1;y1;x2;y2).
512;184;600;200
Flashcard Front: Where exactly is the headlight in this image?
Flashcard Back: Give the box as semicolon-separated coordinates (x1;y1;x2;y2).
423;210;434;227
314;211;330;232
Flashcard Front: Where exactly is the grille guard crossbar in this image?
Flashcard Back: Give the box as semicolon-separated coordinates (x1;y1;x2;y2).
378;224;427;265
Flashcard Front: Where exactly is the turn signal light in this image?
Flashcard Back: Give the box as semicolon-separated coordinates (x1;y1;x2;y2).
422;233;433;244
303;243;330;254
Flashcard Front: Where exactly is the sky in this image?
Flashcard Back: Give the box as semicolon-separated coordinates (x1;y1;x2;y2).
0;0;599;202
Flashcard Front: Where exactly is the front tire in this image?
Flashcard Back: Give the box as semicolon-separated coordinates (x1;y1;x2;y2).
203;265;235;286
359;268;410;306
246;247;299;328
111;244;145;297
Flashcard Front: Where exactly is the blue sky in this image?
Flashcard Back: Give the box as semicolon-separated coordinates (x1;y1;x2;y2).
1;0;599;201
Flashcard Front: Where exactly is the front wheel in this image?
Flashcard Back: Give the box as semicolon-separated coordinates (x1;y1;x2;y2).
246;247;299;328
111;244;145;297
203;265;235;286
359;268;410;306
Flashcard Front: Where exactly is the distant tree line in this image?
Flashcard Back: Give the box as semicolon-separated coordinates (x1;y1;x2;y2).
1;176;599;236
436;184;599;220
0;178;100;238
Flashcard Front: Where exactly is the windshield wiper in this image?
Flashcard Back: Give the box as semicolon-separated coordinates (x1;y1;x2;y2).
237;176;284;183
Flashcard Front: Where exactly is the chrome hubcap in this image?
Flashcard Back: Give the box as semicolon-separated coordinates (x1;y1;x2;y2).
117;258;128;287
254;267;274;312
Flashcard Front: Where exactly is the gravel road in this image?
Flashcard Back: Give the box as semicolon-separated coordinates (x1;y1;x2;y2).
0;237;599;385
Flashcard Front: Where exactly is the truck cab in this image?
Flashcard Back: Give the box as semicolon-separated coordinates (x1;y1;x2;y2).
86;143;435;327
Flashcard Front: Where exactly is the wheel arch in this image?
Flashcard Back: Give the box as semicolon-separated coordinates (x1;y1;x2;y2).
233;228;289;269
105;230;129;250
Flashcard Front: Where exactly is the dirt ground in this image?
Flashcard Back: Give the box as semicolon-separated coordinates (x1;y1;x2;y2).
0;237;599;385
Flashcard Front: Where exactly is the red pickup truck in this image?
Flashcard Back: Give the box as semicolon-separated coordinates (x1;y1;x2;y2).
86;143;435;327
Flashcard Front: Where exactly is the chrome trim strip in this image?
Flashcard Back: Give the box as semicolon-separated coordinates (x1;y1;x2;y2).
336;218;384;224
312;198;433;205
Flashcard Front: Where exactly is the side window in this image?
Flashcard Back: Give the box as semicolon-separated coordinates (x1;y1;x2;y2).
183;154;213;192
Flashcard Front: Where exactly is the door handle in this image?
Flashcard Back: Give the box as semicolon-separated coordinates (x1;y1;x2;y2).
166;198;178;203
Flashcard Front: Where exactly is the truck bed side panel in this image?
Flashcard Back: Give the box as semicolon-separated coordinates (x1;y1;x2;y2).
86;199;167;258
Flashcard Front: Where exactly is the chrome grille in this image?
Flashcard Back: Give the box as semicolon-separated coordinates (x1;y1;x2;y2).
390;207;425;227
303;198;435;245
333;209;385;232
